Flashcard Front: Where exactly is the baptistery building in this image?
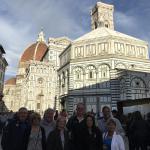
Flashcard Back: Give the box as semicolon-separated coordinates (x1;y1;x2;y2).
58;2;150;115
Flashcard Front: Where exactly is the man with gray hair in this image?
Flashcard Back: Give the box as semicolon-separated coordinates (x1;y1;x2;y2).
98;106;125;137
41;108;56;139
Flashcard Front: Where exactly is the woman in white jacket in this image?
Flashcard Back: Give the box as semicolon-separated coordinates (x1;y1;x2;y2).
103;118;125;150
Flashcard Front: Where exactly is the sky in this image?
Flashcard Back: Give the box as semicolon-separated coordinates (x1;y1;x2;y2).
0;0;150;80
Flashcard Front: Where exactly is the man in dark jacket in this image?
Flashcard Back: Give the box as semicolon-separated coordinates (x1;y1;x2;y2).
66;103;86;150
1;107;30;150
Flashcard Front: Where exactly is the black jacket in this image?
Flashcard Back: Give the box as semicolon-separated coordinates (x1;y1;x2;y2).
1;119;30;150
83;127;103;150
66;116;85;150
46;128;70;150
129;119;150;145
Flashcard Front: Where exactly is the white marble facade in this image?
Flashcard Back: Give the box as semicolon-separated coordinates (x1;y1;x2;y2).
3;32;71;113
58;2;150;115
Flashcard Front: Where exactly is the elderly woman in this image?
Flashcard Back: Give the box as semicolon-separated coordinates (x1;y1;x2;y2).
26;112;46;150
46;116;70;150
103;118;125;150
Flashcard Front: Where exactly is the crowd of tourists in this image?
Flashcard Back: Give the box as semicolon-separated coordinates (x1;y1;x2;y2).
0;103;150;150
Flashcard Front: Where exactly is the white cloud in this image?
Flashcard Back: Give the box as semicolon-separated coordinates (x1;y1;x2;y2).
0;0;86;80
114;11;139;33
1;0;85;38
0;16;33;78
0;6;27;78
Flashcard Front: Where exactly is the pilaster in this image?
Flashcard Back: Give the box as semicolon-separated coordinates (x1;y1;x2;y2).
110;69;120;108
124;73;132;100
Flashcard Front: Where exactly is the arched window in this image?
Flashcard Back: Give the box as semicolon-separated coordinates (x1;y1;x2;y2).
98;64;110;79
89;71;93;79
72;67;84;89
105;24;108;28
73;67;83;81
104;20;109;28
85;65;96;80
75;71;80;79
115;63;126;69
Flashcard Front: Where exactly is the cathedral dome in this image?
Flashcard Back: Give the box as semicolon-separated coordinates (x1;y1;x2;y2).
5;77;16;85
20;41;48;62
20;30;48;63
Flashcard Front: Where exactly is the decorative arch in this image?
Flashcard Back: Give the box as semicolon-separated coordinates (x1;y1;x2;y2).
85;64;97;70
130;77;147;99
130;77;146;88
72;66;84;81
98;63;111;69
71;66;85;74
98;64;110;79
115;63;126;69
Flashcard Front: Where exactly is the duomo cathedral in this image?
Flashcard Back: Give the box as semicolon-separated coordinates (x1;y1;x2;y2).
3;2;150;115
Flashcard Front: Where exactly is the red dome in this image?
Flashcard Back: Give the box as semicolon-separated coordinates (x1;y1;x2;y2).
5;77;16;85
20;41;48;62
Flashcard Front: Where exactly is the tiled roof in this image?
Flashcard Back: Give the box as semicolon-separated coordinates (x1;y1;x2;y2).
74;27;147;44
20;42;48;62
5;77;16;85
